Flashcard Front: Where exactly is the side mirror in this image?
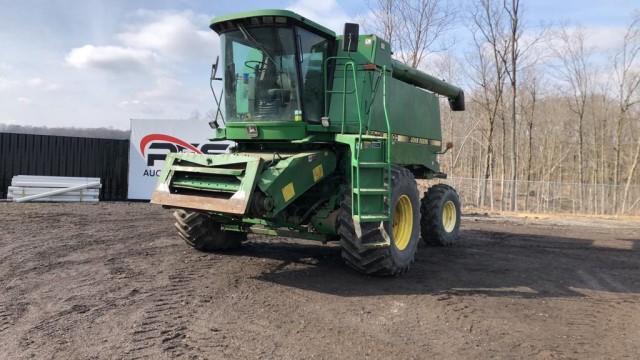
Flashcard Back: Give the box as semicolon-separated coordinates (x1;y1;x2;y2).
343;23;359;52
211;55;222;81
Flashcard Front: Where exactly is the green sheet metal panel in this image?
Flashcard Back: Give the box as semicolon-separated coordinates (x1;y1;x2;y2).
257;150;336;215
326;35;441;141
351;35;392;68
368;77;442;140
391;142;440;172
225;121;307;140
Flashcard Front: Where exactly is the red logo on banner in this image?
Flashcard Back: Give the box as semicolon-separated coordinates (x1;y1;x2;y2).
139;134;203;156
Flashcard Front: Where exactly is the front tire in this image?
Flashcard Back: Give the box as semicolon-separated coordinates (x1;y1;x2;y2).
173;210;246;251
420;184;461;246
337;166;421;276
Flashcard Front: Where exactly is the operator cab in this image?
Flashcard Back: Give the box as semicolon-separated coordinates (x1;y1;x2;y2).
211;10;336;128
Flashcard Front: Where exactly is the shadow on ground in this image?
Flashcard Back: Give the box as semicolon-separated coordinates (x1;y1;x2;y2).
228;228;640;299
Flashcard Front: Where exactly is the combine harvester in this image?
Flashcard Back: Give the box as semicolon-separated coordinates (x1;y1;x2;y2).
152;10;465;275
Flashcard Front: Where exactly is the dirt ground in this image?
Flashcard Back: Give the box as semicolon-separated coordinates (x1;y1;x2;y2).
0;202;639;360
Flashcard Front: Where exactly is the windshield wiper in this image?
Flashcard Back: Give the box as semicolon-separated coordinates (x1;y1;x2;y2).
237;24;277;66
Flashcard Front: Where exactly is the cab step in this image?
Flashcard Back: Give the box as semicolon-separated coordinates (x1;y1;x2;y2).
353;188;387;195
353;214;388;222
358;162;388;168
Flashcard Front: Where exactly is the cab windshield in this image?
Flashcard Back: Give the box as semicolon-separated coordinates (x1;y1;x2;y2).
222;26;300;122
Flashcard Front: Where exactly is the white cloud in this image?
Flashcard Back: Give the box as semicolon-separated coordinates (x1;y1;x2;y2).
0;77;17;91
3;8;224;129
118;75;208;118
287;0;354;34
65;45;155;71
26;77;60;91
60;9;221;123
64;10;217;73
542;25;629;57
139;77;185;101
117;10;217;60
120;77;189;107
582;26;628;51
26;77;43;86
118;99;146;107
0;76;59;92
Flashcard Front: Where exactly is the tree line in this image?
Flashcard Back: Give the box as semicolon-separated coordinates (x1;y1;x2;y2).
0;124;130;140
368;0;640;215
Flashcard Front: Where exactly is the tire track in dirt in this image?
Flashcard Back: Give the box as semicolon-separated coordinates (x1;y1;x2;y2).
124;252;220;359
553;295;640;358
0;302;28;334
19;302;95;350
14;246;153;355
2;203;640;359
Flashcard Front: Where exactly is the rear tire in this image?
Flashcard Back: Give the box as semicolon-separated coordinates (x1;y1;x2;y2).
337;166;421;276
173;210;245;251
420;184;461;246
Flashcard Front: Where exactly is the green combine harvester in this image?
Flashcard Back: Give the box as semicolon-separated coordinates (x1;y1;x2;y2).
152;9;464;275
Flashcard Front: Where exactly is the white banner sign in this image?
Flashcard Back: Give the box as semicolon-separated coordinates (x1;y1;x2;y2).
128;119;232;200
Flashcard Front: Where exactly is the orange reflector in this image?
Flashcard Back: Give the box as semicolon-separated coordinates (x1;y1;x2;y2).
363;63;377;70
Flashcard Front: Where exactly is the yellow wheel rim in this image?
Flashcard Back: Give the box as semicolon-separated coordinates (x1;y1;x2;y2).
392;195;413;251
442;200;457;233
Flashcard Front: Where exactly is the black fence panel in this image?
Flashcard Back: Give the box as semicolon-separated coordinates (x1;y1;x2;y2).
0;132;130;200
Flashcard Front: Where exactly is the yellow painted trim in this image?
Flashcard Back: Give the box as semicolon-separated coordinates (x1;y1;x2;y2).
367;131;440;146
312;165;324;182
392;195;413;251
282;182;295;202
442;200;457;232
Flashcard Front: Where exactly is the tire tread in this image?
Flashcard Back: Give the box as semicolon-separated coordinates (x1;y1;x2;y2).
173;209;245;251
420;184;461;246
338;166;418;276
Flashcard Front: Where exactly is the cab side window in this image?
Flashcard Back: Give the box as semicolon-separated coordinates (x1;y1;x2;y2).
297;28;329;122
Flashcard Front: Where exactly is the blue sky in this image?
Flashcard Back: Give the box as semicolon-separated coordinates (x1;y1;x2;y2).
0;0;637;129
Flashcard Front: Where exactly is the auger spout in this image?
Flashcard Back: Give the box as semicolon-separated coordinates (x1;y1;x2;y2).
391;59;465;111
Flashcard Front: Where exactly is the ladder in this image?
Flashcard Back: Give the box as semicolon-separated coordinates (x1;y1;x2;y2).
324;58;393;224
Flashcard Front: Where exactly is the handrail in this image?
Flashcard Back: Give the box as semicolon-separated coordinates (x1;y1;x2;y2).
382;65;392;218
324;56;365;218
322;57;393;220
323;56;363;136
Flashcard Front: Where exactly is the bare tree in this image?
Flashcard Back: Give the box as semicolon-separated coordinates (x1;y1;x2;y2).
431;50;463;172
367;0;399;43
467;0;510;208
615;15;640;213
497;0;548;211
367;0;455;68
521;68;540;211
499;0;525;210
503;0;522;211
395;0;456;68
552;26;593;210
613;15;640;212
623;130;640;213
366;1;640;216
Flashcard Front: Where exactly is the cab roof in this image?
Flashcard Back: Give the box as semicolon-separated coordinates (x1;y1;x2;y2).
210;9;336;38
